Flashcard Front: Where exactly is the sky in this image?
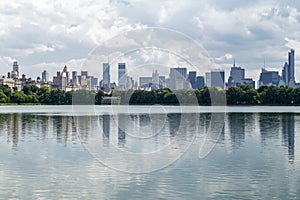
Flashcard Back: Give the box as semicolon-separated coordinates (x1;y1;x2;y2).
0;0;300;83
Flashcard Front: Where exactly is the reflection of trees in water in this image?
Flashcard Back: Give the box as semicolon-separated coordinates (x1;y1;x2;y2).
258;113;295;163
74;116;98;142
102;115;110;139
0;112;296;165
281;114;295;163
139;114;151;127
198;113;225;142
0;114;79;147
259;113;280;144
0;114;51;148
118;114;126;141
167;113;181;135
228;113;245;148
52;116;72;144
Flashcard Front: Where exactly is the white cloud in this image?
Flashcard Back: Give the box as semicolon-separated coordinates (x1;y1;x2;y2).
216;54;233;62
0;0;299;82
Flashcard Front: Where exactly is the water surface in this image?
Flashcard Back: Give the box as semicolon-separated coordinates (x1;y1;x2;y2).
0;106;299;199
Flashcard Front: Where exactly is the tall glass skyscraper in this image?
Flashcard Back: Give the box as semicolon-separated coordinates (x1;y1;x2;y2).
103;63;110;87
282;49;295;87
205;70;225;88
118;63;126;87
288;49;295;87
169;67;188;90
42;70;49;82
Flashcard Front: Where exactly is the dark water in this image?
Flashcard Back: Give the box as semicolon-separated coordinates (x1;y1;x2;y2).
0;106;299;199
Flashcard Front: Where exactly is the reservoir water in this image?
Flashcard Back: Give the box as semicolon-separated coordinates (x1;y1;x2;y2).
0;106;299;199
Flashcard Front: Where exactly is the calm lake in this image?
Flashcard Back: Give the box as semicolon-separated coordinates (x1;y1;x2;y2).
0;106;299;199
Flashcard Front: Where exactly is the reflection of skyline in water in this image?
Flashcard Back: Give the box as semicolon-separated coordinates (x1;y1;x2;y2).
1;111;300;199
258;113;296;163
0;113;296;162
281;114;295;163
228;113;246;148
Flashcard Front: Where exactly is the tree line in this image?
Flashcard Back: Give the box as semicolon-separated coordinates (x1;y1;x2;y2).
1;84;300;105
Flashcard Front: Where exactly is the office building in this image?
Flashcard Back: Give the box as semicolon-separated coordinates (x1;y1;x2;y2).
169;67;188;90
42;70;49;82
12;61;19;78
205;70;225;88
241;78;255;88
152;70;159;89
258;68;280;87
103;63;110;88
228;61;245;87
159;76;166;88
282;49;296;87
288;49;295;87
91;77;98;89
188;71;197;89
196;76;205;89
118;63;126;87
52;65;71;90
140;77;152;89
72;71;78;84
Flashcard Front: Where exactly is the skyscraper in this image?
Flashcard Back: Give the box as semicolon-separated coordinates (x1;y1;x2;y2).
72;71;77;85
53;66;71;90
196;76;205;89
282;49;296;87
118;63;126;87
13;61;19;75
11;61;19;78
258;68;280;87
228;61;245;87
288;49;295;87
42;70;49;82
282;62;289;86
169;67;188;90
139;77;152;89
103;63;110;87
188;71;197;89
152;69;159;89
205;70;225;88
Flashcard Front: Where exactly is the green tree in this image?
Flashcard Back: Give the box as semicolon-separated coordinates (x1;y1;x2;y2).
0;90;9;103
48;89;66;105
240;85;258;105
258;85;278;105
38;86;51;104
293;88;300;105
10;91;27;104
73;90;95;105
95;90;105;105
198;87;211;105
226;86;243;105
0;84;12;99
22;84;39;95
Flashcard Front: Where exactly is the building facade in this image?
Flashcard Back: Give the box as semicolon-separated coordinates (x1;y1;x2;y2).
118;63;126;88
188;71;197;89
196;76;205;89
103;63;110;88
42;70;49;82
258;68;280;87
169;67;188;90
206;70;225;88
228;66;245;87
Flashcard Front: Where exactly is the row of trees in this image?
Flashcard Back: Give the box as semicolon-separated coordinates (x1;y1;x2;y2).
0;84;104;105
1;84;300;105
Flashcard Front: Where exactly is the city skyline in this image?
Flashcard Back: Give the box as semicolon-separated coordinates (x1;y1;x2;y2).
0;49;296;91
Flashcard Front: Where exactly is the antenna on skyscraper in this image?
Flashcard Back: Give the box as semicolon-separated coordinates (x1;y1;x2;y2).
233;57;236;67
